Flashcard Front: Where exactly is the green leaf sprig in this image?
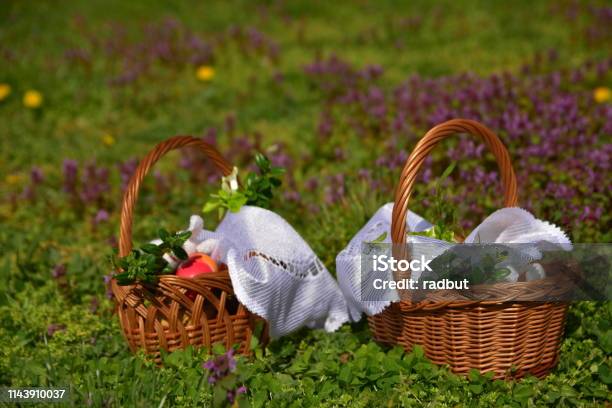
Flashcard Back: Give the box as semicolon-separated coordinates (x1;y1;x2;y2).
110;229;192;286
426;247;512;285
413;161;459;242
203;153;285;219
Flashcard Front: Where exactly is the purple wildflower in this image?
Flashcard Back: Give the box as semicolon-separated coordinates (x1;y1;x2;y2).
30;166;44;184
153;170;170;193
47;324;66;338
225;113;236;137
324;174;346;205
304;177;319;192
79;163;110;204
203;349;237;385
117;159;138;191
103;274;114;299
270;152;292;169
283;191;301;202
19;166;45;200
93;209;110;225
317;112;334;137
62;159;78;194
227;385;247;404
52;264;67;279
89;298;99;314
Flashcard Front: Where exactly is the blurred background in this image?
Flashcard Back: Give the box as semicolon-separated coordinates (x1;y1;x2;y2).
0;0;610;406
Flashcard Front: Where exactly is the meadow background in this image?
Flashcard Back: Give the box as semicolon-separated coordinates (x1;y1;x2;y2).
0;0;610;406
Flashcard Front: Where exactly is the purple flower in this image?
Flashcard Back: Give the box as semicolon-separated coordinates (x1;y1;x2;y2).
317;112;334;137
203;349;237;385
106;236;118;248
117;159;138;191
52;264;66;279
62;159;78;194
64;47;91;65
334;148;347;161
307;203;320;214
324;173;346;205
103;274;112;285
20;186;35;201
579;205;603;222
272;70;284;84
283;191;300;202
202;127;218;146
47;324;66;338
89;298;99;314
227;385;247;404
224;114;236;136
19;169;40;200
103;274;114;299
304;177;318;192
30;167;44;184
361;64;384;80
270;152;293;169
93;209;110;225
357;168;371;180
80;163;110;204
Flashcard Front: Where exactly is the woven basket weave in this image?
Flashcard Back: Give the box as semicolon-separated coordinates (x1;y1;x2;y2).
367;118;569;379
111;136;267;364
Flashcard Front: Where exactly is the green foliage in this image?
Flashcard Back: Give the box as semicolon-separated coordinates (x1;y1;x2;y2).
243;153;285;209
203;154;285;218
413;162;459;242
427;248;513;285
111;229;191;285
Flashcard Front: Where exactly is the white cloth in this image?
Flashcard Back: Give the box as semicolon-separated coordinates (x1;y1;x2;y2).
336;203;433;320
336;204;572;320
161;207;349;338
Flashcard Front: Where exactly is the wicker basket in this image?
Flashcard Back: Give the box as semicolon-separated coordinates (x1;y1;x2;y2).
367;118;569;379
111;136;267;364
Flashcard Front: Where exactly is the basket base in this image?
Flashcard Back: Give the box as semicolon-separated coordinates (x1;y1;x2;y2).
121;310;268;365
113;269;268;365
368;301;568;380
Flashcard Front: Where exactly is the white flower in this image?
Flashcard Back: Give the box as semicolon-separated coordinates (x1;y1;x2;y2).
221;167;240;192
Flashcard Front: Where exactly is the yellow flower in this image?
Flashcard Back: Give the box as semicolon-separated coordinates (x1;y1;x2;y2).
0;83;11;101
196;65;215;81
102;133;116;146
23;90;43;109
5;174;22;185
593;87;611;103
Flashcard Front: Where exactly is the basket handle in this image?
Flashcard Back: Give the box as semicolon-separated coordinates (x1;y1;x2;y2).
390;118;518;246
118;136;233;258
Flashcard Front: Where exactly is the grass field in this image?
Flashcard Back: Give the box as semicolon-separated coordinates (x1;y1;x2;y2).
1;0;611;406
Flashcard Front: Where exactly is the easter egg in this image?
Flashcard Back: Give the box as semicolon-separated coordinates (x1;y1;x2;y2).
176;253;218;302
176;253;218;278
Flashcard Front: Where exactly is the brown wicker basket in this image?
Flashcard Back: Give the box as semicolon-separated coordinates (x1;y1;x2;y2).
111;136;267;364
367;118;569;379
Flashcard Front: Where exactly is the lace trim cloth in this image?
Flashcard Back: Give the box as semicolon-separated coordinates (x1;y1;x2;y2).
159;206;350;338
336;204;572;321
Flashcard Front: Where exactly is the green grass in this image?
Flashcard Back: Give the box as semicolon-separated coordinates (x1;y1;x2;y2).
0;0;610;406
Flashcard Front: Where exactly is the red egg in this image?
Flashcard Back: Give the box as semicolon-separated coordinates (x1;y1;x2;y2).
176;253;218;278
176;253;219;301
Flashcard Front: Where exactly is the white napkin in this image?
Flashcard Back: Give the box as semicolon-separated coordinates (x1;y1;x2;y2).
336;203;433;320
159;208;350;338
336;205;572;320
